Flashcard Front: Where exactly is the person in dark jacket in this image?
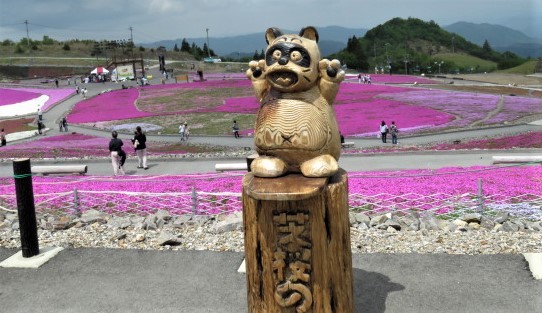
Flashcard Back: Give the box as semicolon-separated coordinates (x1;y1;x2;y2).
131;126;148;169
109;131;125;175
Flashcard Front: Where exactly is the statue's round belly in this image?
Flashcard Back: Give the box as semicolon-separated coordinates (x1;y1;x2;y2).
254;100;330;151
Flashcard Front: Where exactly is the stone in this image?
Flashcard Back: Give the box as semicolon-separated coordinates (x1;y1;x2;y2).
156;232;182;246
461;213;482;223
352;212;370;226
135;233;146;242
437;220;451;231
369;214;387;227
452;219;468;227
154;210;172;221
468;222;481;230
80;210;107;224
399;215;420;231
0;213;4;222
494;212;509;224
480;216;495;230
526;221;542;232
52;216;73;230
384;219;402;231
419;212;439;231
107;216;132;229
11;222;19;230
502;221;520;232
0;221;9;230
213;216;242;233
172;215;192;228
357;223;369;230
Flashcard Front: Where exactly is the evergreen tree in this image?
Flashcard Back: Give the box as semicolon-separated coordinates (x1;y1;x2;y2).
482;40;492;53
252;50;260;60
181;39;191;52
174;43;179;52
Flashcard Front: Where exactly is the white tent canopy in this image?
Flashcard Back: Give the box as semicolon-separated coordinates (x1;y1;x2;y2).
90;67;109;74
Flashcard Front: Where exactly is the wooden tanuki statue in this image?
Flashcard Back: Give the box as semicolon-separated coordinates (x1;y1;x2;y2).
246;26;345;178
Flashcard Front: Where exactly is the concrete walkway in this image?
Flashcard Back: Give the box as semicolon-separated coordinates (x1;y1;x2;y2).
1;248;541;313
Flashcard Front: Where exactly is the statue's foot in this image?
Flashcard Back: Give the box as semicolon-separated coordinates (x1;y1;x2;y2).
300;155;338;178
251;156;288;178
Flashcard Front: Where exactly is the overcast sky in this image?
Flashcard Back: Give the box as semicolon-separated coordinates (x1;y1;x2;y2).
1;0;541;43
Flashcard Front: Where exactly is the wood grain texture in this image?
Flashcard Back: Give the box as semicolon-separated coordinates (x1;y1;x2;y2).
242;169;353;313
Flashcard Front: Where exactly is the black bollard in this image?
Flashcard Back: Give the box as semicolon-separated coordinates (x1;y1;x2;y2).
13;158;39;257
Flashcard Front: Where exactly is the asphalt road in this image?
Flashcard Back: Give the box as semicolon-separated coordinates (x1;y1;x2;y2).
1;248;541;313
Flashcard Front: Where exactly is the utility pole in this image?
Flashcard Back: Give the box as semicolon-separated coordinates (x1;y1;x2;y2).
129;26;133;42
206;28;211;58
24;20;30;47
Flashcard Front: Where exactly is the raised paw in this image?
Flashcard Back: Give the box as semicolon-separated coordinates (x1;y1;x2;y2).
318;59;345;83
246;59;266;80
251;156;288;178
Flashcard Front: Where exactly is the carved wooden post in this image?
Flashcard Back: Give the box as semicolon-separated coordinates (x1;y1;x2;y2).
243;169;353;313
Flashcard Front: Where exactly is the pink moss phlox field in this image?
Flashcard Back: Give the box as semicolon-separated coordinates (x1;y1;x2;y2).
433;131;542;150
0;88;75;110
0;133;191;158
334;84;454;135
0;88;41;106
68;88;154;123
0;165;539;215
485;96;542;124
345;74;438;84
380;89;505;127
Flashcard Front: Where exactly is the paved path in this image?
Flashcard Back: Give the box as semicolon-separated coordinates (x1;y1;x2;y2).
1;248;541;313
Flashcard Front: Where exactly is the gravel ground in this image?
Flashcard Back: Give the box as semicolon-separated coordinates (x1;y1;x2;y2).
1;211;541;255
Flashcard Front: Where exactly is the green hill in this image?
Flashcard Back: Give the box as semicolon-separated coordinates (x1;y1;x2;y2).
330;17;526;74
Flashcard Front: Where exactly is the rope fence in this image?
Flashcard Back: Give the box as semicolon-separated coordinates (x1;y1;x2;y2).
1;187;541;221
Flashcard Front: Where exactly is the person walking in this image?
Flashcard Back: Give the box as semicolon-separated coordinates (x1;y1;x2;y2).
390;121;399;144
58;119;64;132
131;126;148;169
0;128;6;146
379;120;388;143
232;120;240;138
178;123;186;141
184;123;190;141
37;108;43;121
37;120;43;135
62;117;68;132
108;131;126;176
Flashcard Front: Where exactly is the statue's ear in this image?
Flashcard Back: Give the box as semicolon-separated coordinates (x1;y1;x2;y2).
299;26;319;42
265;27;283;44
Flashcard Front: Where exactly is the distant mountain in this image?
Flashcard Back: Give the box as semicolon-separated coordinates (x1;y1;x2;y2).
444;22;542;57
143;26;367;58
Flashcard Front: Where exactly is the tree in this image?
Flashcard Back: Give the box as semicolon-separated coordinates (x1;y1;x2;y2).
42;35;54;45
139;46;145;52
252;50;260;60
62;43;71;51
482;40;492;53
180;38;190;52
173;43;179;52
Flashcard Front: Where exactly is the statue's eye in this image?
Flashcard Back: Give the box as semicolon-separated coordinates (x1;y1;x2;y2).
290;51;302;62
272;50;282;60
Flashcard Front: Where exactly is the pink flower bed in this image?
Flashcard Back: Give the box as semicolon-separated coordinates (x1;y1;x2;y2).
0;88;74;110
0;165;539;216
0;166;538;198
433;131;542;150
68;89;154;123
485;96;542;124
346;74;438;84
0;88;41;106
0;133;191;158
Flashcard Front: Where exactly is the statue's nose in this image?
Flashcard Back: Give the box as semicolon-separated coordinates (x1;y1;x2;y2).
278;57;289;66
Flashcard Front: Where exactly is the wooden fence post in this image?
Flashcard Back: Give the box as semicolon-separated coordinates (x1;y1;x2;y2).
13;158;39;258
242;169;353;313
